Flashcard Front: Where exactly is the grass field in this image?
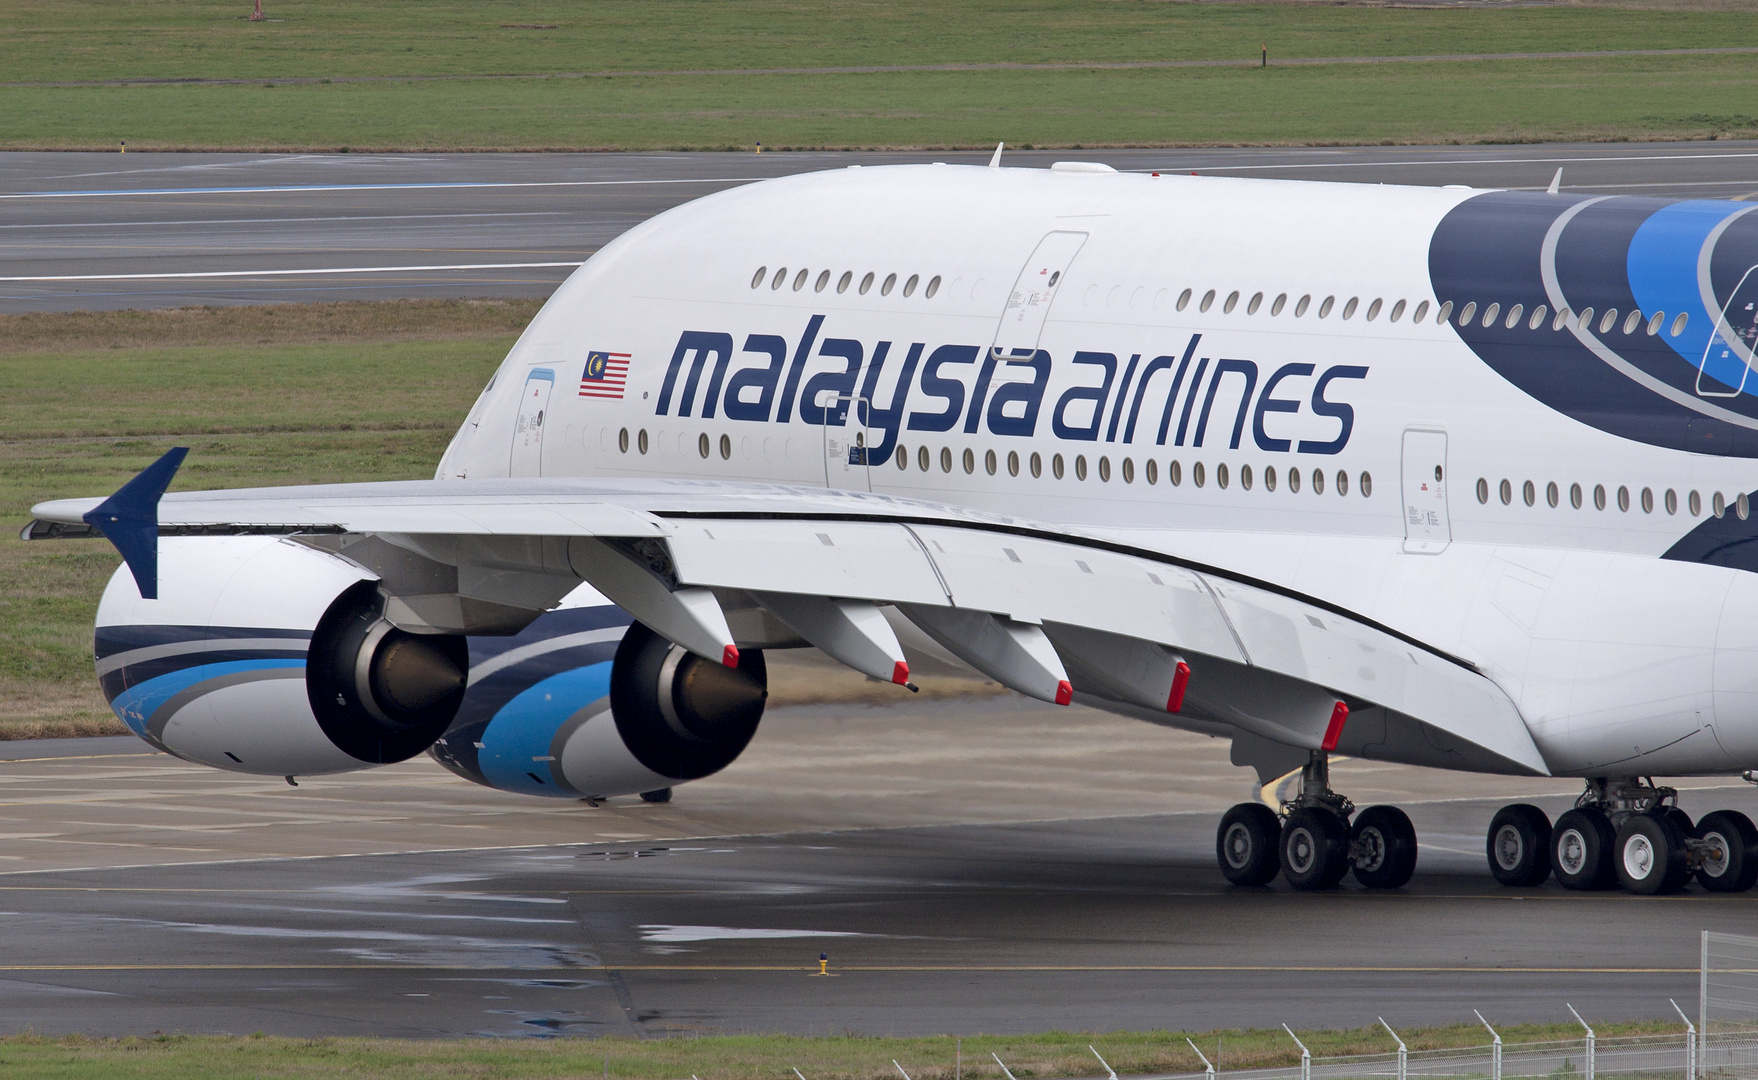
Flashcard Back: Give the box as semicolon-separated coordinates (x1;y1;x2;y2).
2;0;1756;150
0;300;531;737
0;1021;1690;1079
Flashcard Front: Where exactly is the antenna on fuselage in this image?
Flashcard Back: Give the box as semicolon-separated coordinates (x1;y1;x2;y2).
989;142;1004;168
1547;167;1562;195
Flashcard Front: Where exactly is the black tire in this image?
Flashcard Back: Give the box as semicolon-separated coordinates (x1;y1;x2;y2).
1487;803;1553;887
1217;803;1282;887
1352;805;1418;889
1616;811;1690;894
1552;807;1618;890
639;787;673;804
1696;810;1758;893
1281;806;1351;890
1664;806;1695;836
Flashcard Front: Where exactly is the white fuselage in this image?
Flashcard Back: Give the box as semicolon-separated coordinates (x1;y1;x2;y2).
437;164;1758;778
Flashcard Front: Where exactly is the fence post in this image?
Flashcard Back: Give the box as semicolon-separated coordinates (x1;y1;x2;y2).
1476;1011;1502;1080
1380;1017;1408;1080
1569;1003;1596;1080
1701;930;1711;1073
1089;1047;1118;1080
991;1055;1018;1080
1673;998;1698;1080
1188;1041;1216;1080
1284;1024;1311;1080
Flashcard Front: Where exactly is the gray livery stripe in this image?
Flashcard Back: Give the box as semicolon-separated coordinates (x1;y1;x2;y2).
145;666;306;742
98;637;310;677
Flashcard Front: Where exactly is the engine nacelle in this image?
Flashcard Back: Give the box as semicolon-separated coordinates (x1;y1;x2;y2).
96;536;769;795
95;536;469;775
430;620;768;799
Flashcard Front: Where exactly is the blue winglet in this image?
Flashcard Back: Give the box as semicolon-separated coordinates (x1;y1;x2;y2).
81;447;188;600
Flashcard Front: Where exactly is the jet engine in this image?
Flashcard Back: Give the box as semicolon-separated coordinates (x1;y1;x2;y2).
96;536;469;776
96;535;771;797
429;619;769;800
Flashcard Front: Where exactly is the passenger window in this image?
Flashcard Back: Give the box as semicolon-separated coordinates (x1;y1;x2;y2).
772;268;788;290
860;272;875;295
1194;461;1206;487
985;448;997;475
1672;312;1690;337
1053;453;1065;480
1146;459;1159;484
962;447;975;474
1529;305;1547;330
1505;303;1523;329
1176;288;1193;311
1216;462;1229;489
1169;460;1182;486
1642;487;1655;513
1223;291;1240;314
1122;457;1134;483
1715;491;1727;518
838;271;853;294
751;267;767;289
1434;300;1452;324
1365;299;1382;321
904;274;919;297
815;270;830;292
1553;307;1572;330
1599;309;1618;334
1099;456;1112;482
638;429;649;454
1689;489;1702;516
1241;463;1253;490
940;446;953;473
619;428;630;453
1008;450;1020;477
1288;467;1301;493
1570;482;1583;509
1200;290;1216;313
1265;465;1278;491
1341;297;1359;320
1271;294;1287;316
1546;481;1558;507
1522;479;1534;506
1412;300;1429;323
1312;469;1325;494
1359;471;1372;497
918;445;930;471
1246;292;1263;315
1318;296;1335;318
1458;302;1477;326
698;433;711;458
927;275;942;298
720;434;732;459
882;273;897;296
1617;485;1631;512
1476;477;1489;504
1388;300;1405;322
1031;451;1043;478
896;446;908;470
1647;312;1664;336
1595;484;1608;511
1481;302;1500;328
1295;295;1312;317
1075;454;1088;481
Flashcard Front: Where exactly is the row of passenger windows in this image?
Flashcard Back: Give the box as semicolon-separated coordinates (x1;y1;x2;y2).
1165;289;1424;324
613;427;1369;497
751;265;942;299
1476;476;1749;519
893;443;1371;496
1444;300;1688;337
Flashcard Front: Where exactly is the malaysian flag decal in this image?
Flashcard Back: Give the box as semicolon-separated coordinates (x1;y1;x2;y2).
579;351;630;400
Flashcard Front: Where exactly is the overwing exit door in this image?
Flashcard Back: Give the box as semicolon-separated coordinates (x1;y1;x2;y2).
1401;428;1451;554
509;367;555;477
992;231;1087;356
822;394;873;491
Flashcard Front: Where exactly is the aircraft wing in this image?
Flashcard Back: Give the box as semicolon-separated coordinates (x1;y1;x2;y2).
28;462;1549;778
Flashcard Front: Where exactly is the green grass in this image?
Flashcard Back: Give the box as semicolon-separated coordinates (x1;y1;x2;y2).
3;0;1757;150
0;301;532;737
0;1021;1689;1079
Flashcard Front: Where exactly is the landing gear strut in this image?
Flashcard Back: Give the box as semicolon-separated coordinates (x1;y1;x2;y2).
1216;751;1418;891
1486;778;1758;894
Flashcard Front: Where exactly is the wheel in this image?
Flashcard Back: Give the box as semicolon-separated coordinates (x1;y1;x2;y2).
1486;803;1553;887
1217;803;1282;887
1664;806;1695;836
1552;807;1618;890
639;787;673;804
1281;806;1351;890
1696;810;1758;893
1616;811;1690;894
1352;805;1418;889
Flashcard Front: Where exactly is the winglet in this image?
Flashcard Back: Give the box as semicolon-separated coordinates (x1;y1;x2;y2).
989;142;1004;168
80;446;188;600
1547;168;1562;195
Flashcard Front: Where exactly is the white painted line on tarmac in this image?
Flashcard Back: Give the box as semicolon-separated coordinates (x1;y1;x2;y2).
0;177;768;199
0;261;585;282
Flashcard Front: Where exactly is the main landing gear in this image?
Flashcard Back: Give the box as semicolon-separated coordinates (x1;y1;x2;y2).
1486;778;1758;895
1216;750;1418;891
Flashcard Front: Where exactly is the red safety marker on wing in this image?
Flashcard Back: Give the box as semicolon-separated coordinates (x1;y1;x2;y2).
891;660;910;686
1054;679;1073;706
1167;660;1191;713
722;644;740;668
1321;700;1349;751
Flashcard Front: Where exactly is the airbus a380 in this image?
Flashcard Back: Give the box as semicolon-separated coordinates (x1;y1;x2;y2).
28;158;1758;896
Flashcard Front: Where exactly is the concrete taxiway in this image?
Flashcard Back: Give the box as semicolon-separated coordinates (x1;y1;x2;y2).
1;697;1752;1038
4;142;1758;312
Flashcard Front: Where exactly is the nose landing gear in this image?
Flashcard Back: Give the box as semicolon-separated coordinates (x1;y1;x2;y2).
1215;750;1419;891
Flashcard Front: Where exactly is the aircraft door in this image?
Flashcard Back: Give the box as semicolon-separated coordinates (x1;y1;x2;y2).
1400;428;1451;554
822;394;873;491
992;231;1087;356
509;367;555;477
1697;265;1758;398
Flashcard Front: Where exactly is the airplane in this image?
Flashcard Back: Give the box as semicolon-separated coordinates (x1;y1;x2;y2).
25;156;1758;897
